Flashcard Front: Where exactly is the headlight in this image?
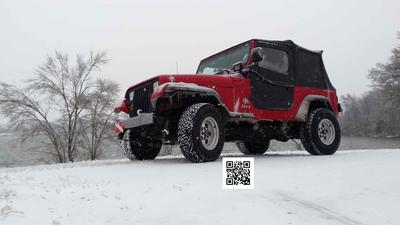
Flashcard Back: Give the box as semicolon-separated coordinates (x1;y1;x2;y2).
153;81;160;93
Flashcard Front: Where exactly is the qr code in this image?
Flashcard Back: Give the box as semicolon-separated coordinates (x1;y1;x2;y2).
222;157;254;189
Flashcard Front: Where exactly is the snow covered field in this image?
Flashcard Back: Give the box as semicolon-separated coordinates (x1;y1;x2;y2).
1;149;399;225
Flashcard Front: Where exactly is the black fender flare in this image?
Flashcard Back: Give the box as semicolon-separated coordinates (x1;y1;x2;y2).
159;82;254;121
159;82;228;113
295;95;333;122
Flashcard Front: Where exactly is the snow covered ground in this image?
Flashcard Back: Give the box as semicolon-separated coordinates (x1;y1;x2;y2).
2;130;400;168
1;149;399;225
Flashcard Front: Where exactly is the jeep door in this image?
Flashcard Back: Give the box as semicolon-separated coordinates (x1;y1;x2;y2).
249;41;294;110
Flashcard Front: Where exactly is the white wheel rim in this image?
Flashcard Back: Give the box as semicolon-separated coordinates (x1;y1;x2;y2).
200;116;219;150
318;119;335;145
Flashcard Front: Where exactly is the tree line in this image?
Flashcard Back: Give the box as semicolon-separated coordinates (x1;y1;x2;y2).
340;32;400;137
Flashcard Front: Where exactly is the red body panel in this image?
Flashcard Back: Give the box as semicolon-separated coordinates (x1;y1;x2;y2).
147;74;338;121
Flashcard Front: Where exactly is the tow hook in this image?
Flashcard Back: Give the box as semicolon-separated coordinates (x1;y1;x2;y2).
162;129;169;135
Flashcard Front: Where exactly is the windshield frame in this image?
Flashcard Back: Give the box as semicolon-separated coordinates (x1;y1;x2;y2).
196;41;252;74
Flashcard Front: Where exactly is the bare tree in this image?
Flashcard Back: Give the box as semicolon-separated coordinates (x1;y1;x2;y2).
367;31;400;136
339;92;384;137
368;32;400;101
79;79;120;160
0;51;109;163
340;31;400;137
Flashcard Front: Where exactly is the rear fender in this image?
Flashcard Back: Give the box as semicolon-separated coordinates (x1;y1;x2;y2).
295;95;333;122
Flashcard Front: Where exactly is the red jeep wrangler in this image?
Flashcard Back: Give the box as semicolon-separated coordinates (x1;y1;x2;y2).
114;39;341;163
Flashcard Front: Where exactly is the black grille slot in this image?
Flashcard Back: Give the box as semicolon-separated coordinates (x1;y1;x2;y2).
126;80;156;117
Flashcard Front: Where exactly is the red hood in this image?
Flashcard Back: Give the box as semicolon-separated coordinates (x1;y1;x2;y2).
127;74;238;91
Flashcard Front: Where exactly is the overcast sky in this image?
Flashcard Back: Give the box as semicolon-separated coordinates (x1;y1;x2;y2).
0;0;399;97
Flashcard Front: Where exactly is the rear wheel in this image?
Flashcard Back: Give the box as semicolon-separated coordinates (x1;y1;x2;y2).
236;139;270;155
121;130;162;160
177;103;224;163
300;108;341;155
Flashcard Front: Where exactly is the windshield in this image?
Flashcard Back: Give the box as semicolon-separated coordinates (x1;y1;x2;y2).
196;43;250;75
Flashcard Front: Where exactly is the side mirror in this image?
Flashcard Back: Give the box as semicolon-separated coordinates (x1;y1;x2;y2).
250;47;263;63
231;61;243;73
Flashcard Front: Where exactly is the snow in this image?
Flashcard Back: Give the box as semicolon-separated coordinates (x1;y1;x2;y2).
1;149;399;225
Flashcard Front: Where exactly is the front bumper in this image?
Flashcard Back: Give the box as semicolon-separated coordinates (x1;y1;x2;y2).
124;113;154;129
114;113;154;136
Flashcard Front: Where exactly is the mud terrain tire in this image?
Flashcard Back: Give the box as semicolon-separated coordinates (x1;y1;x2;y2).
236;140;270;155
121;130;162;160
300;108;341;155
178;103;224;163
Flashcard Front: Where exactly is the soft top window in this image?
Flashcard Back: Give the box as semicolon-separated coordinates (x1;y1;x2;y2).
259;47;289;75
295;49;324;87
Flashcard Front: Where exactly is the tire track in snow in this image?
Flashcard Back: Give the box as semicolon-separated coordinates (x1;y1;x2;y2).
0;189;23;218
274;192;363;225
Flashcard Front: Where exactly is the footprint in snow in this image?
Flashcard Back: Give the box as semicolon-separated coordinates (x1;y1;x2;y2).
172;185;183;191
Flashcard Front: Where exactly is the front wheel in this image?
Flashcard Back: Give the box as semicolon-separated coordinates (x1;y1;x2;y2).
300;108;341;155
121;130;162;160
177;103;224;163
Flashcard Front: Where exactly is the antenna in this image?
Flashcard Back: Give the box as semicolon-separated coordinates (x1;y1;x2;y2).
176;61;179;74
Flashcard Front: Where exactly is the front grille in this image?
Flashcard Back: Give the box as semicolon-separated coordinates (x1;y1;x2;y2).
126;80;156;117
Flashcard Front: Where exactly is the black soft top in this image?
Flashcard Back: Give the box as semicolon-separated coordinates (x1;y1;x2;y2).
198;39;335;90
256;39;323;54
255;39;334;90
